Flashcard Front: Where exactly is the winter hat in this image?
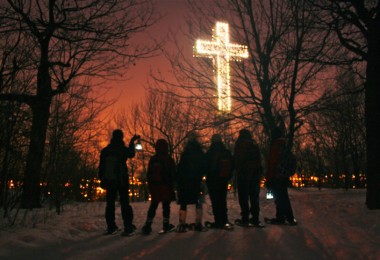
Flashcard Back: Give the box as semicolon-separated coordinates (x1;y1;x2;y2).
211;134;222;143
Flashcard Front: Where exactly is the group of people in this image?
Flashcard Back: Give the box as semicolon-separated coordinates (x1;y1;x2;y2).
98;127;296;236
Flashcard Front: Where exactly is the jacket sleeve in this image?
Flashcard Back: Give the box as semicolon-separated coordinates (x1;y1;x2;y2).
98;150;106;181
126;139;136;159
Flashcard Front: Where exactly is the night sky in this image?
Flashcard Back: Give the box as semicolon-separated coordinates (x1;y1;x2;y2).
106;0;189;110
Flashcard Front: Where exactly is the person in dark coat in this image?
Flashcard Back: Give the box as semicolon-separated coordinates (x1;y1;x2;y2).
141;139;176;234
266;127;297;225
234;129;264;227
176;131;207;232
98;129;140;236
205;134;234;229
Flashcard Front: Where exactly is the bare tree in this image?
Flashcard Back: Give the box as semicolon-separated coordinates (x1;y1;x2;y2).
0;0;159;208
44;80;110;212
306;66;366;189
0;13;32;210
226;0;332;146
151;0;332;159
0;102;30;213
118;87;208;165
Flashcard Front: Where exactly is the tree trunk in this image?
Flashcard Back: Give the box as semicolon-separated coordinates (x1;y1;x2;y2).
20;98;51;209
365;17;380;209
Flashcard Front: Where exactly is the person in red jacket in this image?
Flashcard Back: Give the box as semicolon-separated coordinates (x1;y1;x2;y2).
266;127;297;225
141;139;176;234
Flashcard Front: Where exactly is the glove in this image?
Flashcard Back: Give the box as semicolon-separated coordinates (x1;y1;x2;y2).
131;134;140;143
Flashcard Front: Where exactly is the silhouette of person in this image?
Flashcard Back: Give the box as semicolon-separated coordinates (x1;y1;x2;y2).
234;129;265;227
141;139;176;234
176;131;207;232
98;129;140;236
205;134;234;229
266;127;297;225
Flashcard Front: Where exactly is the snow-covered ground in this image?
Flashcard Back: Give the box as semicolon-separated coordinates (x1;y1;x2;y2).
1;188;379;260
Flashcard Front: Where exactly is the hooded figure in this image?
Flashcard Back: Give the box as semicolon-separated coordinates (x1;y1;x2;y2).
141;139;176;234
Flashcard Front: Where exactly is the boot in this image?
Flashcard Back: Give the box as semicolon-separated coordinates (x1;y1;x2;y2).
235;215;252;227
121;224;136;237
163;218;175;232
194;208;207;232
176;210;187;232
142;220;152;235
250;217;265;228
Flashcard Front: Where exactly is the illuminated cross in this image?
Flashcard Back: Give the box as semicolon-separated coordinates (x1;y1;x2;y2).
194;22;248;112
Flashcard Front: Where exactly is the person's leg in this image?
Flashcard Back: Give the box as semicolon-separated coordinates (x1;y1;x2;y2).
179;203;187;222
218;182;228;225
147;200;159;220
283;186;296;224
219;181;232;229
271;182;286;223
176;204;187;232
237;180;249;223
194;200;207;231
142;201;159;234
105;185;118;232
249;180;265;227
119;185;134;233
162;201;170;220
207;184;219;224
249;180;261;224
162;201;174;231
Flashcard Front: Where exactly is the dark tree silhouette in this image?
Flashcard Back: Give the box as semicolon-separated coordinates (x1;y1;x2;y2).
313;1;380;209
306;67;366;189
0;0;159;208
152;0;331;159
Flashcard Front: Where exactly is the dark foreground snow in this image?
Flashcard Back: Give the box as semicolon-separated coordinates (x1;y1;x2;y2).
1;188;379;260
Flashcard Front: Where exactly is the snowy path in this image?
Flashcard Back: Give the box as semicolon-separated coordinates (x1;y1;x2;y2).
1;189;380;260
